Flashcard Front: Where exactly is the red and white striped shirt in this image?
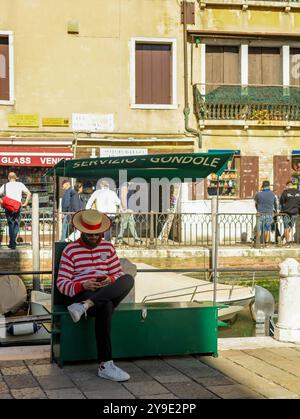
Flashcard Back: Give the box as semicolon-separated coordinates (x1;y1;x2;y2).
57;238;124;297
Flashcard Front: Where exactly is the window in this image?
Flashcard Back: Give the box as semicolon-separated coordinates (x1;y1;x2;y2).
131;38;177;109
0;32;13;104
290;48;300;87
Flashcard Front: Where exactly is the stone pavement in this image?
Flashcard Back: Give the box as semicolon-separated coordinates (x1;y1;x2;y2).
1;338;300;399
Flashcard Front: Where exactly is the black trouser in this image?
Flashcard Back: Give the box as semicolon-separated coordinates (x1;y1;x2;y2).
71;274;134;363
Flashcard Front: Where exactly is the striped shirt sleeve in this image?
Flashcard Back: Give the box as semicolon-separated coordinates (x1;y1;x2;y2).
106;247;124;282
57;248;83;297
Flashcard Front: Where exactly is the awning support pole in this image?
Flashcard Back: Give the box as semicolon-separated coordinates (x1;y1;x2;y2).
211;177;220;305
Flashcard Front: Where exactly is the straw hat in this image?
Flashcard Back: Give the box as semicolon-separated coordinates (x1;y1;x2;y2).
72;209;111;234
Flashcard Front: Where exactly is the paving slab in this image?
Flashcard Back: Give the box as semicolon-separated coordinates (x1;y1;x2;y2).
218;337;298;351
138;393;178;399
266;347;300;359
0;381;9;394
0;345;50;361
1;366;29;376
28;363;66;377
36;375;76;391
206;384;264;399
74;378;125;392
84;388;135;399
123;381;170;397
216;351;300;396
4;374;39;389
164;382;219;399
1;340;300;399
202;354;300;399
10;387;47;399
0;393;13;399
244;348;300;377
45;388;86;399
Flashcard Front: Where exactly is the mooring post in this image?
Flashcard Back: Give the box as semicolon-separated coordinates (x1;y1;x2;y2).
274;258;300;343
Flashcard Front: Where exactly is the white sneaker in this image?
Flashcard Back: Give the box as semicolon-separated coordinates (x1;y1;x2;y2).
67;303;87;323
98;360;130;382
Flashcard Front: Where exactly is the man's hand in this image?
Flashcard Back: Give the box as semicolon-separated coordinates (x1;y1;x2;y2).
82;281;103;291
96;276;112;287
82;277;112;291
22;203;28;208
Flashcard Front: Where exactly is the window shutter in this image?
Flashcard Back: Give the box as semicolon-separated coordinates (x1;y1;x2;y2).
135;43;172;105
206;46;239;92
0;37;9;101
240;156;259;199
273;155;291;197
249;47;280;85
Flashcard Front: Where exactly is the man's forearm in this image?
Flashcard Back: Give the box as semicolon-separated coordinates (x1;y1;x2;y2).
23;193;31;206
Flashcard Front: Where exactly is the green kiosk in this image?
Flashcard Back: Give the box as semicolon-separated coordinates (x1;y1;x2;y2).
47;152;233;366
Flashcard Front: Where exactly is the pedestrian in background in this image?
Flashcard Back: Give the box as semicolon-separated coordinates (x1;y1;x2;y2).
61;179;73;242
254;180;278;245
116;182;141;245
280;180;300;246
70;182;85;213
0;172;31;249
86;180;120;242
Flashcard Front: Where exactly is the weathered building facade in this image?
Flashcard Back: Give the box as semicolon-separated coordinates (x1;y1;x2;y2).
1;0;300;207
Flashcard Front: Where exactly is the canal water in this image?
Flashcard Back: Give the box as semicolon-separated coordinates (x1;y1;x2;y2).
132;257;280;338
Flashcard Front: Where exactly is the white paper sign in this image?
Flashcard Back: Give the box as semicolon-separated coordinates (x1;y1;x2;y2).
100;148;148;157
72;113;114;132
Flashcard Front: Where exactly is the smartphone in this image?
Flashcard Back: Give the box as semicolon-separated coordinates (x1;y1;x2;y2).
96;276;107;282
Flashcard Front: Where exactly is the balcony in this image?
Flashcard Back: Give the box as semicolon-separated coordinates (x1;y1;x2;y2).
197;0;300;11
193;83;300;122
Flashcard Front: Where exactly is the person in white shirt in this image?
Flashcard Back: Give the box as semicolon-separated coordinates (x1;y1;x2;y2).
86;180;120;241
0;172;31;249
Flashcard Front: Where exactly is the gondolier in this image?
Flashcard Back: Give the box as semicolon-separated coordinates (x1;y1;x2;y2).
57;209;134;382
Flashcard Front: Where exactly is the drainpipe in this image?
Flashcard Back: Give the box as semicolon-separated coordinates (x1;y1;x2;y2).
182;0;202;149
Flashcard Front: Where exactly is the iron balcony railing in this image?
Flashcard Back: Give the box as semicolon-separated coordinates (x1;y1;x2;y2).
1;210;299;248
193;83;300;121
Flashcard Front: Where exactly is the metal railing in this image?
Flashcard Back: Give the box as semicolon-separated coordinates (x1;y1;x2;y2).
1;210;299;248
193;83;300;121
0;209;53;248
61;211;300;247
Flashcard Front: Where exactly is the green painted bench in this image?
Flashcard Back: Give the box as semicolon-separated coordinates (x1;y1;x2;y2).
49;242;220;367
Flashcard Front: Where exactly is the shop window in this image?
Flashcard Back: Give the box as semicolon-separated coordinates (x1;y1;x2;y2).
207;156;240;198
0;166;53;211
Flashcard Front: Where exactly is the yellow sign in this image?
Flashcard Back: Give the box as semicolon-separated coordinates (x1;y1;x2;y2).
42;118;70;127
8;114;39;127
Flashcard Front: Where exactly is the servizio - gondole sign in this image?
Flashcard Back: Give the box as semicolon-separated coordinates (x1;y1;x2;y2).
48;152;233;182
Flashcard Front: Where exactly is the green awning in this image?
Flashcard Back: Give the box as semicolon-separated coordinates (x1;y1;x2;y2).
47;152;233;181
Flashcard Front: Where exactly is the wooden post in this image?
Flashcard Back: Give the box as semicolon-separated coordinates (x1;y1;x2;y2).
32;193;40;290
